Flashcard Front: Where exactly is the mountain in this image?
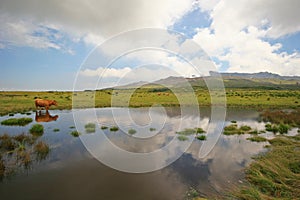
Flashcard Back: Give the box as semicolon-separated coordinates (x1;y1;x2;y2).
105;72;300;90
216;71;300;80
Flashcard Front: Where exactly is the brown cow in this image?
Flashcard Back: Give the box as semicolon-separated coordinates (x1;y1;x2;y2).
35;110;59;122
35;99;57;111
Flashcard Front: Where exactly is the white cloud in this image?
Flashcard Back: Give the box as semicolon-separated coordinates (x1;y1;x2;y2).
80;67;132;78
0;18;60;49
194;0;300;76
208;0;300;38
0;0;195;47
197;0;221;12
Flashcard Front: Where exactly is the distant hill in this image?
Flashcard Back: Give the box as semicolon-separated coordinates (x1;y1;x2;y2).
217;71;300;80
105;72;300;90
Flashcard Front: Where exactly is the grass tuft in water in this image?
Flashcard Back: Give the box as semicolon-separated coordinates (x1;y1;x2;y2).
85;123;96;133
101;126;108;130
17;151;31;168
177;135;188;141
70;131;81;137
278;123;290;134
223;124;243;135
0;134;17;151
240;125;252;131
13;133;34;145
196;135;206;141
265;123;290;134
29;124;44;136
1;117;33;126
247;136;268;142
0;133;49;179
249;130;259;135
53;128;60;132
150;127;156;131
110;126;119;132
176;128;196;136
34;141;49;160
196;127;206;134
128;128;137;135
185;187;201;199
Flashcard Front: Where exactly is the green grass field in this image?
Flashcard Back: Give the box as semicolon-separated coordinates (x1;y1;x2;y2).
233;134;300;200
0;88;300;115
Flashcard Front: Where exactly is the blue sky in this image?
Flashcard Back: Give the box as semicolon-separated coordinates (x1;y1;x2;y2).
1;0;300;90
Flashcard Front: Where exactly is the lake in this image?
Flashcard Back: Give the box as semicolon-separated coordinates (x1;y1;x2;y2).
0;107;297;199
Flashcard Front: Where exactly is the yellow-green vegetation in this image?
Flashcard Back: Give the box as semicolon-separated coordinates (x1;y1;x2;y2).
29;124;44;136
128;128;137;135
196;135;206;141
53;128;60;132
0;89;300;116
240;125;252;132
0;133;49;180
177;135;189;141
0;91;73;115
223;124;255;135
261;109;300;128
176;128;197;135
101;126;108;130
185;187;208;200
70;131;81;137
110;126;119;132
1;117;33;126
233;135;300;200
84;123;96;133
223;124;266;136
265;123;291;134
176;128;206;141
196;127;206;134
246;136;268;142
150;127;156;131
34;141;50;160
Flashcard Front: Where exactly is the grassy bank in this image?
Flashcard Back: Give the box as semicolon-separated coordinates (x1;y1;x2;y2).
0;88;300;115
232;134;300;200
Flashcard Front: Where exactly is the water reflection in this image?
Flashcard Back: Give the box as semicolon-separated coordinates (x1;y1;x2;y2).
0;133;50;180
35;110;59;122
0;107;294;199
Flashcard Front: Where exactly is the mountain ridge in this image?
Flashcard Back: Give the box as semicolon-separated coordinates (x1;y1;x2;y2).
103;71;300;90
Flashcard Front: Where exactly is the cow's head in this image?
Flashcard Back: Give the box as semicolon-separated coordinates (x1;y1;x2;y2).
51;100;58;106
52;115;59;121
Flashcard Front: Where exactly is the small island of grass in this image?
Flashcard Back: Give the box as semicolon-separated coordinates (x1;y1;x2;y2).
1;117;33;126
85;123;96;133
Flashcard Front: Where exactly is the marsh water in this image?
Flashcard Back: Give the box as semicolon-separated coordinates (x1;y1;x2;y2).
0;107;297;199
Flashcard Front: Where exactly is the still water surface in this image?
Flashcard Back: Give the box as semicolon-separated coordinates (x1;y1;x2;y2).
0;107;287;199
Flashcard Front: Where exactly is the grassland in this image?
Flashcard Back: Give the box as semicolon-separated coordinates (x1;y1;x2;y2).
233;134;300;200
0;88;300;115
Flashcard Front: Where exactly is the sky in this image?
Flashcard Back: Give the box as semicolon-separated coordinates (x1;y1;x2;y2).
1;0;300;90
